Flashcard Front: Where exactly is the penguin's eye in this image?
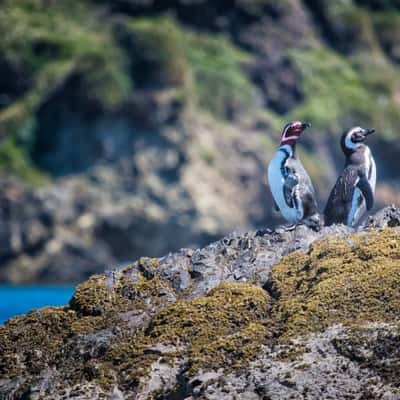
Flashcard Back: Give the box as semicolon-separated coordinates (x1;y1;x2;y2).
290;124;301;132
352;131;364;142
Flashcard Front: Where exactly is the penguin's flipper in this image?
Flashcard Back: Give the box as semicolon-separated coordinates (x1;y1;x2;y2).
283;174;299;208
273;200;280;212
357;174;374;210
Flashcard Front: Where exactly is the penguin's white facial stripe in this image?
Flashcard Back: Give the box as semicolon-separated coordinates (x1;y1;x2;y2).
281;134;300;142
281;122;303;143
281;124;292;140
345;127;363;150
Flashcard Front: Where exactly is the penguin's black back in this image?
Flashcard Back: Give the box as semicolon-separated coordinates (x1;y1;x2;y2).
324;165;360;225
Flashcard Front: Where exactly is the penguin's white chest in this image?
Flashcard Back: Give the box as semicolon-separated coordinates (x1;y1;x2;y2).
267;150;301;224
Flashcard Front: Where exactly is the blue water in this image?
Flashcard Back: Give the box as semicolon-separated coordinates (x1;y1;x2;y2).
0;286;75;325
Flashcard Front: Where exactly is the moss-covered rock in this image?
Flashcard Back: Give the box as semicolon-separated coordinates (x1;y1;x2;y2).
3;220;400;398
0;307;77;378
105;282;270;389
269;228;400;338
147;282;271;373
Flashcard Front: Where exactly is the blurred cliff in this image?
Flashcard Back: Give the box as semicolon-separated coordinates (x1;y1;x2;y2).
1;0;400;283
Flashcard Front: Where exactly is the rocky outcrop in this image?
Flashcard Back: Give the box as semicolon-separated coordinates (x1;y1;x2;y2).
1;207;400;399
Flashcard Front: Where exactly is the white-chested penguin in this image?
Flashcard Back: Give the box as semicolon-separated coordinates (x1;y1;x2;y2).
268;121;321;230
324;126;376;226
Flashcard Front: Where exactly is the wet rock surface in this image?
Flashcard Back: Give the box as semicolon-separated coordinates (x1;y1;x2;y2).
1;207;400;399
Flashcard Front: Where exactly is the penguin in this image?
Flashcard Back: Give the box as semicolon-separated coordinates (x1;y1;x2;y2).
268;121;321;230
324;126;376;227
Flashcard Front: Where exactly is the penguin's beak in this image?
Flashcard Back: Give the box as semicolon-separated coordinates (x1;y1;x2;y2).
301;122;311;130
363;128;375;137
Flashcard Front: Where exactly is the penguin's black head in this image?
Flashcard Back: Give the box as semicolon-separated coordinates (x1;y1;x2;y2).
341;126;375;154
280;121;311;146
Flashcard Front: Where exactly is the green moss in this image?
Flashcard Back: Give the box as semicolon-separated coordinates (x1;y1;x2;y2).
117;271;176;315
0;135;47;185
0;262;176;383
186;32;257;119
0;0;131;181
3;228;400;392
289;47;371;131
106;282;271;387
289;44;400;140
287;4;400;140
69;260;176;319
148;282;269;344
0;307;77;377
120;15;258;120
325;2;376;50
188;321;271;373
269;228;400;338
119;16;189;88
69;275;115;316
0;0;130;104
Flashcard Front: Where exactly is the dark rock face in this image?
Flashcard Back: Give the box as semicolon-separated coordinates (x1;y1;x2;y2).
1;207;400;399
240;0;315;114
0;179;53;264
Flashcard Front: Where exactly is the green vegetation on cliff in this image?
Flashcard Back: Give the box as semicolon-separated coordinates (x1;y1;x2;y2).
2;0;400;188
0;0;131;181
289;1;400;138
0;4;260;180
119;15;257;118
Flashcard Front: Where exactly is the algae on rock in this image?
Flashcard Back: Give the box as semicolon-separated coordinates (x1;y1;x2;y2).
2;215;400;398
269;228;400;338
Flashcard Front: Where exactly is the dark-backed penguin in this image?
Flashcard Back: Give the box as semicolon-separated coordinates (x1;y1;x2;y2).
324;126;376;226
268;121;321;230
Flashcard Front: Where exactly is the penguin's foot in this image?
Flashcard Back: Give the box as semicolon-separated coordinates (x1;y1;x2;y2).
304;214;322;232
283;224;297;232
